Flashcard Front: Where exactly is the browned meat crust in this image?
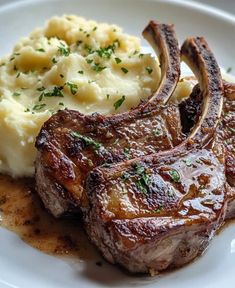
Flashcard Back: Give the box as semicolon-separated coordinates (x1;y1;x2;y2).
85;36;227;274
35;21;183;218
180;82;235;219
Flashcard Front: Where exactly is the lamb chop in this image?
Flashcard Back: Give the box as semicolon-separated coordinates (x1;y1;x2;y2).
35;21;183;218
180;82;235;219
84;36;227;274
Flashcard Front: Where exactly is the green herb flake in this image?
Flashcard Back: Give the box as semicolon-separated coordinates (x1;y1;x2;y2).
115;57;122;64
36;48;45;52
226;67;232;73
154;205;163;213
78;70;84;74
16;72;21;78
52;57;58;64
169;169;181;183
59;74;64;78
37;86;46;92
92;63;106;72
41;86;64;99
113;95;125;110
183;158;192;167
32;103;46;111
139;53;144;58
121;171;129;181
145;67;153;74
95;41;118;59
123;147;130;158
12;92;21;97
154;128;162;136
66;82;78;95
93;26;97;31
121;67;128;74
133;163;150;194
167;188;174;197
59;102;64;106
106;94;110;100
71;131;101;150
86;58;93;64
58;45;71;57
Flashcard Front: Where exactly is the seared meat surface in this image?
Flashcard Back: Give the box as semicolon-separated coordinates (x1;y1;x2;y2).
34;20;234;275
35;21;183;217
85;37;227;274
180;82;235;218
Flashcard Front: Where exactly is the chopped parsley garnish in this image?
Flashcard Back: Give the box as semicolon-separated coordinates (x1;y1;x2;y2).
71;131;101;150
37;86;46;92
0;63;6;67
121;171;129;181
58;44;71;57
78;70;84;74
12;92;21;97
39;86;64;101
84;44;93;54
92;63;106;72
16;72;21;78
59;102;64;106
32;103;46;111
36;48;45;52
167;188;174;197
86;58;93;64
113;95;125;110
226;67;232;73
123;147;130;158
134;163;150;194
92;26;97;31
59;74;64;78
169;169;181;183
145;67;153;74
24;108;30;112
96;45;114;59
154;205;163;213
13;65;17;71
86;34;90;38
154;128;162;136
106;94;110;100
66;82;78;95
121;67;128;74
183;158;192;167
139;53;144;58
52;57;58;64
115;57;122;64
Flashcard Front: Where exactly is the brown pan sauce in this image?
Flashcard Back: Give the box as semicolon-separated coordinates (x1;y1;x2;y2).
0;174;94;260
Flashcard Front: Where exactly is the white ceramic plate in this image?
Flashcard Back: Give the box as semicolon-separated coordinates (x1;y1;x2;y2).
0;0;234;287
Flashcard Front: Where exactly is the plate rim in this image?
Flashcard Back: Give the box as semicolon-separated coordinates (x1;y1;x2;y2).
0;0;235;25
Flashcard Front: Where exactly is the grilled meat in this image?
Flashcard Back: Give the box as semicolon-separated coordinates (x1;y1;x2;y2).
180;82;235;219
85;36;227;274
35;21;183;218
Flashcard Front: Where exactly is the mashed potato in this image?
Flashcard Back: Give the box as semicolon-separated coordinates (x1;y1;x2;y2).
0;15;162;177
